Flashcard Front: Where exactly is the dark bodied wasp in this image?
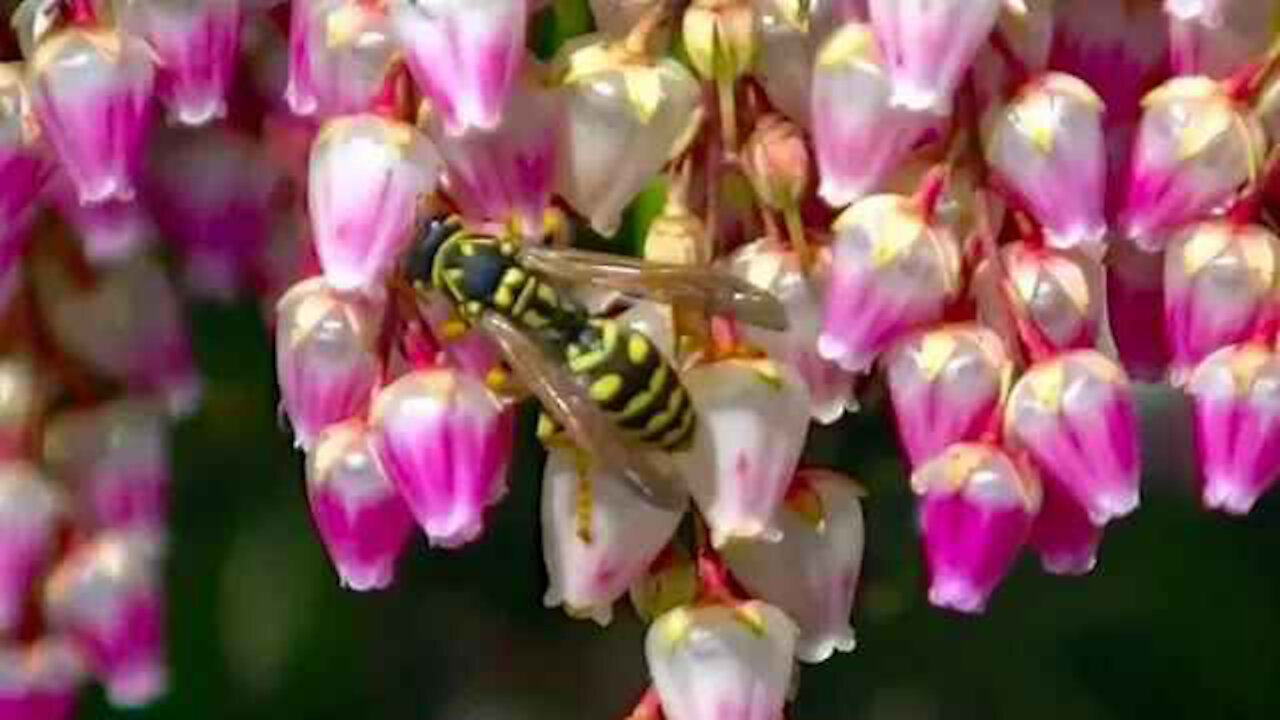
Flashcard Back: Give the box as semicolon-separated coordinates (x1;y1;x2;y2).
403;216;789;510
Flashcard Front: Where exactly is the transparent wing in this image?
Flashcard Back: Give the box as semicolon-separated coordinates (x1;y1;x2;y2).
520;246;790;331
475;312;689;510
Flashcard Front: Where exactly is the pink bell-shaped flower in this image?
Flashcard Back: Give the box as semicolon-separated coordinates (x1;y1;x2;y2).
0;462;63;632
27;28;154;205
306;419;415;591
913;443;1041;614
1121;77;1264;248
1186;342;1280;514
370;368;515;548
44;532;166;708
984;73;1108;254
677;358;811;547
0;638;86;720
1167;0;1277;80
42;399;169;533
390;0;528;136
1004;351;1141;525
885;324;1013;469
274;276;383;450
811;22;934;207
974;242;1104;356
285;0;399;117
728;239;858;424
1164;221;1280;384
115;0;243;126
1028;475;1103;576
541;445;686;625
0;64;51;278
818;193;962;373
867;0;1001;115
308;113;440;293
646;601;798;720
425;74;561;236
723;469;864;663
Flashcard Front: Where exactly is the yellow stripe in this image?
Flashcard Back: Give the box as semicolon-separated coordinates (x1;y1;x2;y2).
628;334;651;365
589;374;624;403
619;387;657;421
642;387;685;437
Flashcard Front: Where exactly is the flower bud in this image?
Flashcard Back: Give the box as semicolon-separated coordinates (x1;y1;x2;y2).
723;469;864;663
646;601;798;720
308;114;440;293
885;324;1013;469
1028;476;1103;576
541;445;686;625
0;637;86;720
390;0;528;136
867;0;1002;115
1122;77;1264;247
0;64;50;279
28;28;155;205
115;0;243;126
370;368;515;548
1167;1;1276;79
811;23;934;207
44;532;166;708
975;242;1104;355
684;0;757;82
274;276;383;450
1186;342;1280;514
742;113;809;211
818;193;961;373
728;239;858;424
1164;221;1280;383
425;76;561;237
1005;351;1141;525
912;443;1040;614
553;34;702;235
306;419;414;591
285;0;398;117
984;73;1108;253
0;356;42;461
0;462;63;632
676;358;810;547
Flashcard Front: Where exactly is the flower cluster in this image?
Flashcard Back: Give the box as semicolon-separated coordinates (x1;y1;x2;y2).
5;0;1280;718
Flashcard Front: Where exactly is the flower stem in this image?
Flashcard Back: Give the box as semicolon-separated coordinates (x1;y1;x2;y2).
782;205;811;269
717;76;739;152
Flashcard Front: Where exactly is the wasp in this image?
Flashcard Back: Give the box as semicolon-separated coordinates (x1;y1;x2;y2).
403;216;789;510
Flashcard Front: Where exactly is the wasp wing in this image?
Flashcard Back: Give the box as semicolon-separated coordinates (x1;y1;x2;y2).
519;246;790;331
475;311;689;511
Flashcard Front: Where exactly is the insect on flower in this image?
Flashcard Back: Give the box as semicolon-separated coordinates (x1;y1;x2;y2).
400;216;790;510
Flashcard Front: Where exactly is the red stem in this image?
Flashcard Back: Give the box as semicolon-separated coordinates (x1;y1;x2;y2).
988;29;1032;92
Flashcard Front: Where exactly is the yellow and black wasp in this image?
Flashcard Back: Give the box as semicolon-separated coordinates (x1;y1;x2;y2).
403;216;789;510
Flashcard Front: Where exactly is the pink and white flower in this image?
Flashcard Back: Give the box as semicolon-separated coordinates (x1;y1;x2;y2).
370;368;515;548
306;419;415;591
308;113;440;293
275;276;383;450
646;601;798;720
1166;0;1277;80
723;469;864;664
975;242;1104;356
0;64;51;279
912;443;1041;614
285;0;399;118
1028;475;1103;576
0;462;63;633
0;638;86;720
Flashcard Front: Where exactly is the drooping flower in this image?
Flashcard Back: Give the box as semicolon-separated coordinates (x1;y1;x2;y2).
306;419;415;591
114;0;243;126
1186;342;1280;514
676;358;810;547
974;242;1104;356
1004;351;1141;525
866;0;1002;115
552;32;702;235
42;399;170;533
1166;0;1277;80
1028;475;1103;576
308;113;440;293
818;193;962;374
274;276;383;450
984;72;1108;254
811;22;934;207
44;532;166;708
369;368;515;548
0;64;51;279
389;0;528;137
0;638;86;720
1121;77;1264;248
646;601;798;720
1164;221;1280;384
0;462;63;633
27;28;155;205
884;324;1013;469
723;469;864;663
285;0;399;118
912;443;1041;614
541;445;686;626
